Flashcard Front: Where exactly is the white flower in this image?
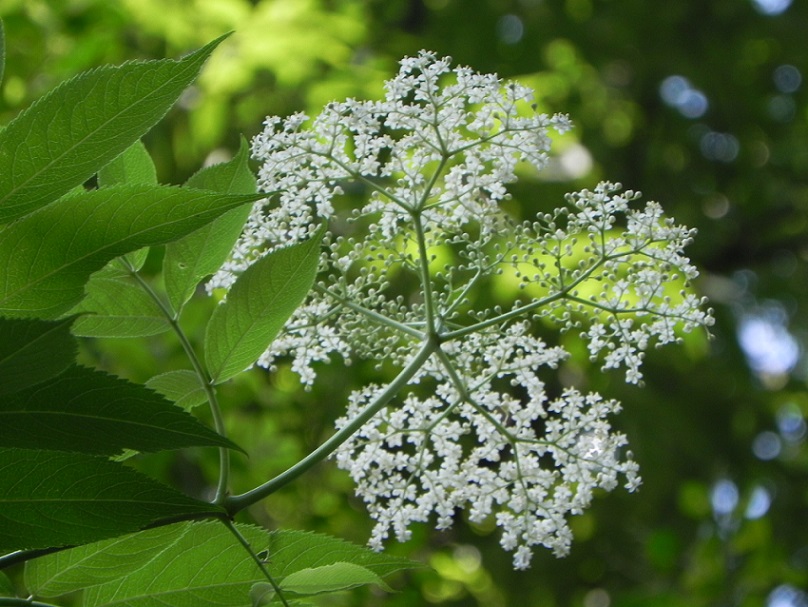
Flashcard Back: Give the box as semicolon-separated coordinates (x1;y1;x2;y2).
216;51;714;567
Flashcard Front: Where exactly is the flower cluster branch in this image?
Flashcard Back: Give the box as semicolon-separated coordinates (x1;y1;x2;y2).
212;51;714;568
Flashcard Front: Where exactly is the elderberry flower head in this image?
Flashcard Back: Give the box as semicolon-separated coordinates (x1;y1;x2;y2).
212;51;714;568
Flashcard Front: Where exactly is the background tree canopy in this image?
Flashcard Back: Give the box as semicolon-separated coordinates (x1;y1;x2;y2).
1;0;806;605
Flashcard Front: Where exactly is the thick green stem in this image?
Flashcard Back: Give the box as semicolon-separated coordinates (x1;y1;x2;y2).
223;338;437;515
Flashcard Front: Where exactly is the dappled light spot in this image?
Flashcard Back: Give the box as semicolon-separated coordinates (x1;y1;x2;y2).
744;485;772;519
710;478;739;517
752;0;792;16
767;584;808;607
752;430;782;460
497;14;524;45
737;306;800;378
660;75;709;118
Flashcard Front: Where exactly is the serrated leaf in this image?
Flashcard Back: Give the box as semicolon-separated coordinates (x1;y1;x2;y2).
164;137;256;313
0;35;228;223
0;317;76;396
25;524;189;598
205;226;323;384
98;140;158;188
0;571;14;597
0;184;262;319
0;448;224;552
265;529;419;580
71;276;170;338
77;522;269;606
146;370;207;411
280;562;391;595
27;523;418;605
0;365;242;455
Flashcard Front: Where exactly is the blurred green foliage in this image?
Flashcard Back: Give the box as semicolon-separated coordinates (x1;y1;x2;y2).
2;0;807;605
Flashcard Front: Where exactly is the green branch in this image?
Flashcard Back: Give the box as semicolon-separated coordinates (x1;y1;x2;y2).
222;338;437;515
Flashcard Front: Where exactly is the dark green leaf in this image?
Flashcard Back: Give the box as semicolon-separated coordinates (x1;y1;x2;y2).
70;276;170;338
0;185;262;319
164;137;256;313
0;449;224;552
0;571;14;597
98;140;158;188
205;226;323;384
0;317;76;396
0;35;228;223
0;365;241;455
145;370;207;411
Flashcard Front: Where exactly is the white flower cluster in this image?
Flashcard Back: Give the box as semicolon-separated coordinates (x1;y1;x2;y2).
335;322;640;569
214;51;714;568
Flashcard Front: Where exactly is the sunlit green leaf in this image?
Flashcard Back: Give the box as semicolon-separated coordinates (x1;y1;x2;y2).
0;185;262;319
75;522;268;606
146;370;207;411
0;35;228;223
98;140;158;188
0;365;242;455
265;529;418;580
0;449;224;552
205;226;323;384
164;137;257;313
71;276;170;338
26;522;417;604
0;317;76;396
281;562;391;595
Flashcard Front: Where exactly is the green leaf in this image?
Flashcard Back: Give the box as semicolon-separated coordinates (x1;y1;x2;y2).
0;184;262;319
0;365;241;455
71;276;170;338
0;448;224;552
0;34;229;224
205;226;323;384
25;525;189;598
145;370;207;411
98;140;158;188
71;522;269;606
164;137;256;313
0;19;5;90
0;571;14;597
96;140;159;270
26;523;417;604
0;317;76;396
280;562;391;595
265;529;418;580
